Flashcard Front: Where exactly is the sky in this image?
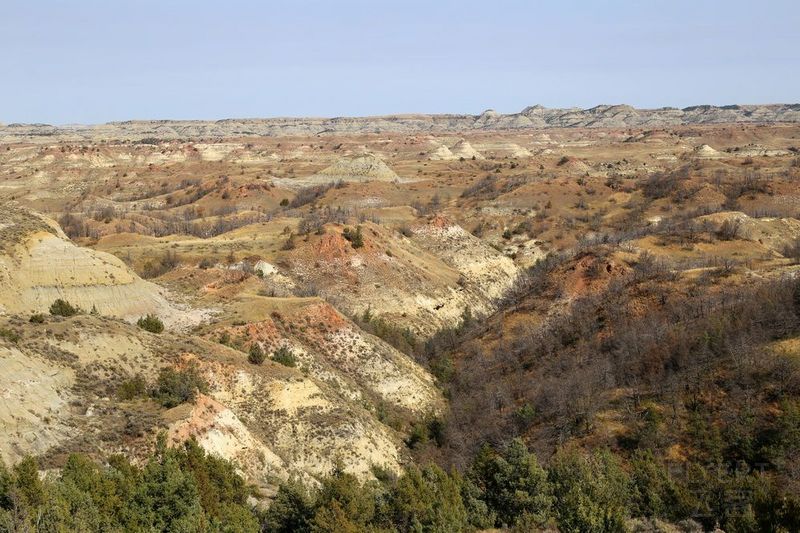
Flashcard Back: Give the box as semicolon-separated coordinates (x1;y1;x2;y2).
1;0;798;124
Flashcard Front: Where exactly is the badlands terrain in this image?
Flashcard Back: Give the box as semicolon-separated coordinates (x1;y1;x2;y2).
2;105;800;530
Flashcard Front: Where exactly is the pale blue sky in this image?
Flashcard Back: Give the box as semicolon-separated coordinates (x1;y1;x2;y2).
2;0;798;124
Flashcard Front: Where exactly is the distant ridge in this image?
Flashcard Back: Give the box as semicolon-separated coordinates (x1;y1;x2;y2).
2;104;799;140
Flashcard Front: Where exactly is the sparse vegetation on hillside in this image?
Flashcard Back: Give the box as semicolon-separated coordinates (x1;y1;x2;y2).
141;250;180;279
0;327;21;344
784;236;800;262
342;226;363;248
248;343;266;365
271;346;296;367
289;182;341;208
117;374;147;400
49;298;79;317
4;114;800;531
152;365;209;408
413;255;800;530
136;314;164;333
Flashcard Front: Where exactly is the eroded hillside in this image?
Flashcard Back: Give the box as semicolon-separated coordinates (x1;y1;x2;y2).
2;117;800;528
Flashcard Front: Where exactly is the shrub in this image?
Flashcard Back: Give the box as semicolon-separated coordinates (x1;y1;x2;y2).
248;343;266;365
342;226;364;248
389;465;470;532
50;298;79;316
469;439;553;528
9;442;257;532
783;237;800;262
289;183;336;208
264;480;315;532
0;327;21;344
354;311;418;356
281;234;296;250
279;198;289;207
297;206;349;235
152;365;209;408
218;331;231;346
141;250;180;279
29;313;45;324
137;314;164;334
461;175;498;199
272;346;296;367
117;375;148;400
717;218;742;241
549;448;631;533
629;450;693;521
398;225;414;238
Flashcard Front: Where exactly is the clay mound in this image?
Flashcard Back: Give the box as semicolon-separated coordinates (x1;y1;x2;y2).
693;144;723;159
507;143;533;158
312;154;400;182
691;184;727;207
0;206;198;328
450;140;484;160
427;144;456;160
559;157;591;173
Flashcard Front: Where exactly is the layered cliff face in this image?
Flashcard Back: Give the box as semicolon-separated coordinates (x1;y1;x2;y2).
0;206;202;329
2;103;798;141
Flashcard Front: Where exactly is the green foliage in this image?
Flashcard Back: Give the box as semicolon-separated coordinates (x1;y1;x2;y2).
28;313;45;324
13;456;45;509
0;327;20;344
272;345;297;367
0;440;259;532
314;466;374;529
406;417;445;449
152;365;209;408
355;309;418;356
137;314;165;334
0;460;12;510
6;437;797;533
430;354;455;383
117;374;147;400
512;403;537;430
248;343;266;365
629;450;692;521
388;464;470;532
468;439;553;529
549;448;631;533
49;298;79;316
176;439;251;518
342;226;364;249
405;421;428;450
457;306;473;333
263;480;315;533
